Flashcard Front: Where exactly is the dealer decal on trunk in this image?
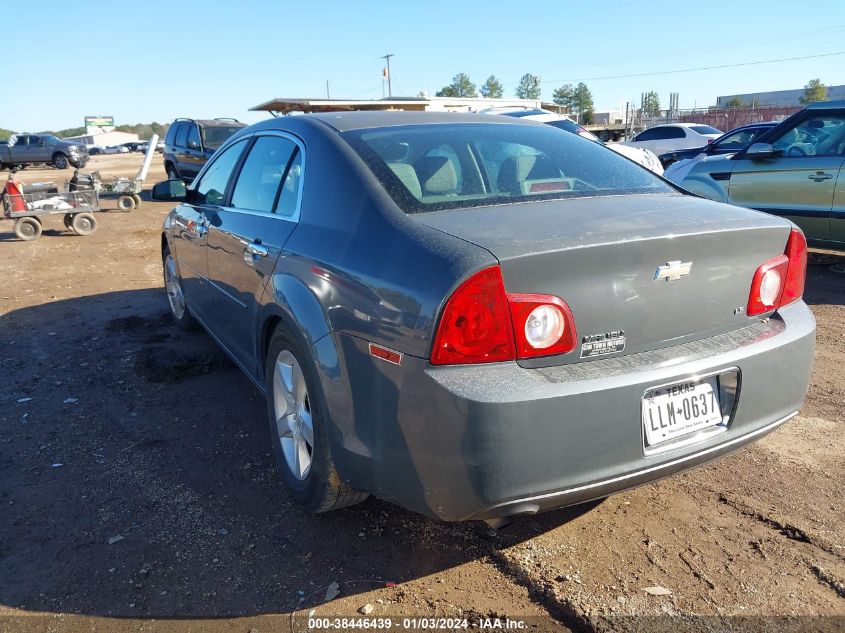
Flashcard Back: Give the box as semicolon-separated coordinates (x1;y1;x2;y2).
580;330;626;358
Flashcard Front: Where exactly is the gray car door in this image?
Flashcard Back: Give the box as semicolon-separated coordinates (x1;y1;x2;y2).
12;136;35;162
204;133;304;375
172;138;249;324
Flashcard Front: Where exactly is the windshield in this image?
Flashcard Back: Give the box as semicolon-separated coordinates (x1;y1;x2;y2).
688;125;722;135
42;135;61;143
343;123;671;214
201;126;244;149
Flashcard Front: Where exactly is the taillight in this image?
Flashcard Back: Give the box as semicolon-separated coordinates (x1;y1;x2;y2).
431;267;577;365
431;267;515;365
508;295;577;358
746;228;807;317
780;228;807;307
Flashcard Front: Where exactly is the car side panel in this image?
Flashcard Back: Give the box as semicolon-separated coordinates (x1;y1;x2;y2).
728;155;842;242
831;167;845;246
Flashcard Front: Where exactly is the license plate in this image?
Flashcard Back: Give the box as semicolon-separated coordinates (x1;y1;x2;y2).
642;377;723;447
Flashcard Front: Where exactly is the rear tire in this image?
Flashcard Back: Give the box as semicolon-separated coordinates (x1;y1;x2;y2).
117;195;136;211
14;217;42;241
52;153;69;169
265;326;368;513
131;194;142;207
71;212;97;236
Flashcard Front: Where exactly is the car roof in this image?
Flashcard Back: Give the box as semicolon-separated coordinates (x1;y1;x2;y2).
174;118;246;127
293;110;538;132
805;99;845;109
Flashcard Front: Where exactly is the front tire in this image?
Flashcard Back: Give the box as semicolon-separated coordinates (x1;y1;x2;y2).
52;153;69;169
162;246;197;330
166;163;180;181
265;327;368;513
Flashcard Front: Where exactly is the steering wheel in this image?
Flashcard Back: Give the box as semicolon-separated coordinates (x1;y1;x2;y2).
785;145;807;157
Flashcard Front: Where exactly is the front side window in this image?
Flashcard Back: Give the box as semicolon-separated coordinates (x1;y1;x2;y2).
191;139;247;206
344;123;671;214
771;113;845;157
231;136;298;214
715;128;767;151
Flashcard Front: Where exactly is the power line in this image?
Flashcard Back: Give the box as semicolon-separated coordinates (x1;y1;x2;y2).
550;24;845;73
546;50;845;83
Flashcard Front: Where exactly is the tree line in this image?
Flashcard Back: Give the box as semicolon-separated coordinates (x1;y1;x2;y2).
435;73;596;123
0;122;170;141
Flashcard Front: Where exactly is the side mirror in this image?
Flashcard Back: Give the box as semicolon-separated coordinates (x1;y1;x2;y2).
745;142;776;160
152;179;187;202
187;140;200;150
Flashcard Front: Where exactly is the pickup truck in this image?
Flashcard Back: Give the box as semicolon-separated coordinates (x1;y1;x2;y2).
0;134;89;170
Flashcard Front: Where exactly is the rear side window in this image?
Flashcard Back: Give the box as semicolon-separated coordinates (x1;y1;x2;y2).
343;123;671;214
275;150;303;217
688;125;722;135
165;124;178;145
175;124;189;148
231;136;298;214
202;125;245;150
186;124;201;149
191;139;247;206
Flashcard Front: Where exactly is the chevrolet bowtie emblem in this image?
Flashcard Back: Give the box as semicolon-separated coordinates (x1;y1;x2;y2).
654;260;692;282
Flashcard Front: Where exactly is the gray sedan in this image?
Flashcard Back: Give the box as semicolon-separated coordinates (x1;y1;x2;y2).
153;112;815;525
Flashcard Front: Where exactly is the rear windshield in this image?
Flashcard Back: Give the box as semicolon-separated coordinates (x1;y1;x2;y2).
343;123;671;213
201;125;245;149
688;125;722;135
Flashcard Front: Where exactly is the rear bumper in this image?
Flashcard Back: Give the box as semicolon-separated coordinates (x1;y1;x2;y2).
329;301;815;521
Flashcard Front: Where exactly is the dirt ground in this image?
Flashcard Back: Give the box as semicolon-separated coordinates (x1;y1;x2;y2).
0;154;843;632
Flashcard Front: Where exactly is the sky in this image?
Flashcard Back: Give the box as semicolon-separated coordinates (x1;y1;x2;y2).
5;0;845;132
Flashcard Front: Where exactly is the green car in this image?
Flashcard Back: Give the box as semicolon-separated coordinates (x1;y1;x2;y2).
679;100;845;250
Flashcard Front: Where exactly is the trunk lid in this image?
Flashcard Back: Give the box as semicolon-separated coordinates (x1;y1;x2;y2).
416;193;793;366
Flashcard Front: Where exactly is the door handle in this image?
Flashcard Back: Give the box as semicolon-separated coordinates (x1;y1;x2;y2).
246;242;269;257
808;172;833;182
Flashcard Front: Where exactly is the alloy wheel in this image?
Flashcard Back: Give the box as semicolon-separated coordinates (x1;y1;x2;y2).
272;350;314;481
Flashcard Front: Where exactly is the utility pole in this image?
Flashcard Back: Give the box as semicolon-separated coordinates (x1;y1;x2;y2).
381;53;394;98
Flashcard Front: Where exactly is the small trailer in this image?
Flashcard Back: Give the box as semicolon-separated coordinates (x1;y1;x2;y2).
3;186;100;241
67;133;160;211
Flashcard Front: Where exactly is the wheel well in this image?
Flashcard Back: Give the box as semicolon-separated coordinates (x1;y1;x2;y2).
161;233;169;256
260;315;283;371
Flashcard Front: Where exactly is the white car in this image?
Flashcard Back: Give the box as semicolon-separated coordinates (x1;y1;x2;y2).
478;107;664;175
622;123;722;156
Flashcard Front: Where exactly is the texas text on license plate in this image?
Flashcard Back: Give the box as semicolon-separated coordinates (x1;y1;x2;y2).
642;377;724;447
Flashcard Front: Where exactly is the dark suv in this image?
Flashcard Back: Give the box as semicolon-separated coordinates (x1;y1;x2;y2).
164;118;246;181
